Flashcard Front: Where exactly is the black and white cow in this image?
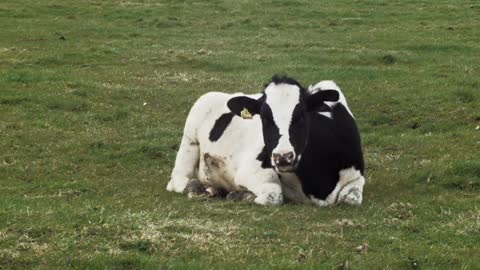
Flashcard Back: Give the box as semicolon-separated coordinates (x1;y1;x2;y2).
166;75;365;206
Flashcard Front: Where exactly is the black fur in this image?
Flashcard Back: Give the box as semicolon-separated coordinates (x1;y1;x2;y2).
257;146;273;168
209;112;235;142
259;103;281;159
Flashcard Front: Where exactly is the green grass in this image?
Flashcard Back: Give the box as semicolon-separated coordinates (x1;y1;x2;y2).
1;0;480;269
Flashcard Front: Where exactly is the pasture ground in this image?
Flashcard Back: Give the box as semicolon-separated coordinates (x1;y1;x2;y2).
1;0;480;269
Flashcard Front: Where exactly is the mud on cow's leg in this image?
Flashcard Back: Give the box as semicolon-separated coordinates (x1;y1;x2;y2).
182;179;229;199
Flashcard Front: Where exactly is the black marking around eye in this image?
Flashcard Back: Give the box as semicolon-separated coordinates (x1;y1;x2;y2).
209;112;235;142
260;103;274;121
256;146;273;168
258;103;280;166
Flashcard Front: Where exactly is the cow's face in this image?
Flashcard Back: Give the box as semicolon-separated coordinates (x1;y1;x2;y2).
228;76;339;173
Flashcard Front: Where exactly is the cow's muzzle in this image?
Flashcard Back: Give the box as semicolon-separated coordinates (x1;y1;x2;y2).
272;151;297;172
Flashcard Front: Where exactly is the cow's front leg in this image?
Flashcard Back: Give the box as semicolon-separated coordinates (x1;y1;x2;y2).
253;182;283;205
234;166;283;206
337;167;365;205
167;135;200;193
309;167;365;207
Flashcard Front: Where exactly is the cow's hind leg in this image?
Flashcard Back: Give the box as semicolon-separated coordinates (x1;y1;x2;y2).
167;135;200;193
337;167;365;205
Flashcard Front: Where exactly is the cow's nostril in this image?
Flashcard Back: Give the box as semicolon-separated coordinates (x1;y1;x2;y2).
284;152;295;162
272;153;282;164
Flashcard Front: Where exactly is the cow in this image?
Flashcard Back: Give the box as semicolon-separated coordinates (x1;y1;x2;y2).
166;75;365;206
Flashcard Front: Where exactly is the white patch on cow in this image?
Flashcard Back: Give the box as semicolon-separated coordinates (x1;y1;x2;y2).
318;112;332;119
309;166;365;206
308;80;354;118
264;83;300;156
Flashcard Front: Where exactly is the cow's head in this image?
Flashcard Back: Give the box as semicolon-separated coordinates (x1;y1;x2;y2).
227;75;339;173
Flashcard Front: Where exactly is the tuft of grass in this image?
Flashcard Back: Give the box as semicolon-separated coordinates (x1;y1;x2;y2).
450;160;480;177
3;73;38;83
45;98;88;112
0;96;30;105
455;89;476;103
381;54;396;65
95;109;129;122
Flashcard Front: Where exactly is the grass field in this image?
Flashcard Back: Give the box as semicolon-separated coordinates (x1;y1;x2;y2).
1;0;480;269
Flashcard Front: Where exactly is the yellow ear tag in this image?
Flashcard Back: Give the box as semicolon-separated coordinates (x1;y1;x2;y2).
240;107;252;119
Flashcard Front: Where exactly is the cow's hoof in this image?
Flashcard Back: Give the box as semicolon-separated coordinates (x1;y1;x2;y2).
226;190;256;202
341;187;362;205
183;179;207;198
206;187;228;198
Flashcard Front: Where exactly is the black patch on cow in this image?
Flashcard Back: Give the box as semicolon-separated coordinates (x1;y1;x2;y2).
289;104;309;156
259;103;281;159
257;146;273;168
209;112;234;142
315;104;332;112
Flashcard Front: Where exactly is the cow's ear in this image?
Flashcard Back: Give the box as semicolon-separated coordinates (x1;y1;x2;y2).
306;90;339;111
227;96;261;119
